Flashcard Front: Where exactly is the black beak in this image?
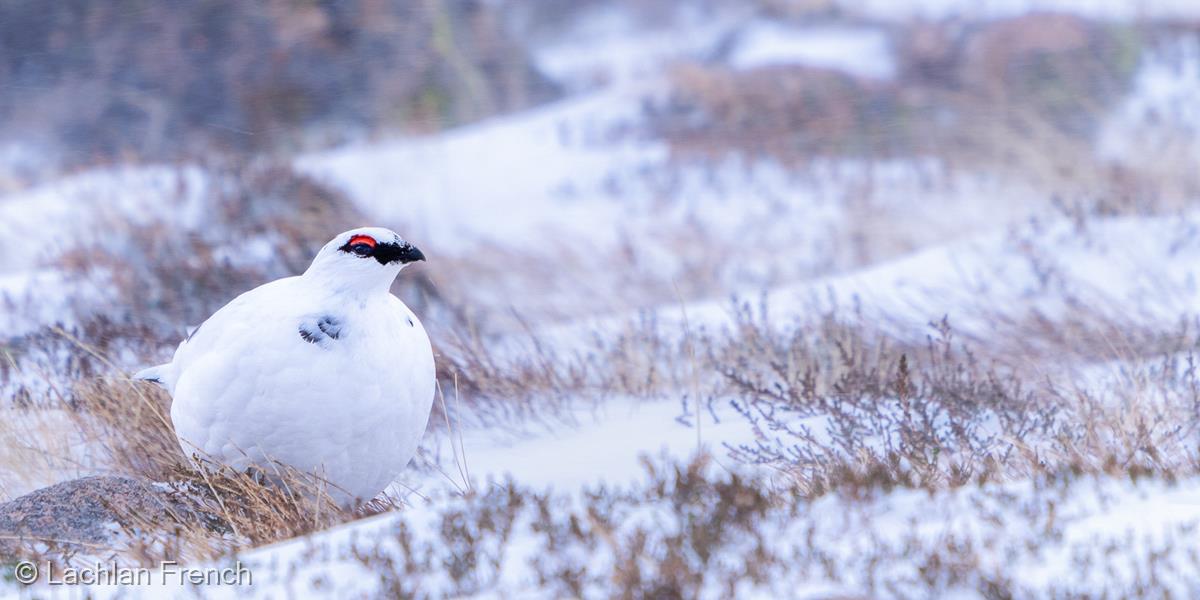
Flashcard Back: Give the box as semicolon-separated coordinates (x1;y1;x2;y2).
400;243;426;264
382;242;424;265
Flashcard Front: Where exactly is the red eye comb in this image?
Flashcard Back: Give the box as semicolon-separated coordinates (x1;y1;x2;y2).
349;235;376;248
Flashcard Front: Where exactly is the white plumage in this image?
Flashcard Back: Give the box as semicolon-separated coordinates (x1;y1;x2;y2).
135;227;435;504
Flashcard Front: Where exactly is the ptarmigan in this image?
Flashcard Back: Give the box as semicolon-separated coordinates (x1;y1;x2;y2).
135;227;435;505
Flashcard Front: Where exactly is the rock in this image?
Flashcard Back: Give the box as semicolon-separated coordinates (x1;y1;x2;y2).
0;475;223;556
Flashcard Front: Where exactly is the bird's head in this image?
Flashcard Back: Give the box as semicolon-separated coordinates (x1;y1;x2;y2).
304;227;425;294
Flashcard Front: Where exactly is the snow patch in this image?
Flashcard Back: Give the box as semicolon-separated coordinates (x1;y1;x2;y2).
729;24;895;80
843;0;1200;21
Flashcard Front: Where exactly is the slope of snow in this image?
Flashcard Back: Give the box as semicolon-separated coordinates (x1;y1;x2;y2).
528;5;745;90
35;469;1200;598
0;167;210;274
0;270;75;337
537;211;1200;354
295;90;657;254
729;23;895;79
409;395;763;495
844;0;1200;20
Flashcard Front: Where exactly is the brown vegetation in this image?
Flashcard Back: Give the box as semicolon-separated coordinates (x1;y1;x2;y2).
0;0;558;166
651;14;1145;187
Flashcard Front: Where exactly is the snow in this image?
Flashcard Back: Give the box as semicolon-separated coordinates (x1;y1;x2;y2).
541;211;1200;355
34;467;1200;598
1099;35;1200;163
0;142;52;193
295;90;658;255
411;396;762;494
2;198;1189;591
529;6;743;90
842;0;1200;21
0;409;98;501
729;24;896;80
0;270;74;337
0;166;211;274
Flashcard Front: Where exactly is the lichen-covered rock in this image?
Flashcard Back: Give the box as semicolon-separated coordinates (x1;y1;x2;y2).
0;475;222;556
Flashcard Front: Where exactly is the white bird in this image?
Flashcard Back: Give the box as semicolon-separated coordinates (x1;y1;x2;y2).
135;227;435;505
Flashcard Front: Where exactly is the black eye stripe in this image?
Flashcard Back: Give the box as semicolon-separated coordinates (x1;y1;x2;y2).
337;237;424;265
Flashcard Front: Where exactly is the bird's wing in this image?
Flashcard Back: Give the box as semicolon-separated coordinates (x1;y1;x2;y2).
141;276;309;392
133;364;169;385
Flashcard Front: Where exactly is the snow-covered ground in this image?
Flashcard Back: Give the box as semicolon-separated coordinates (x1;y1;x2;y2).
16;389;1200;598
226;473;1200;597
728;23;895;79
25;456;1200;597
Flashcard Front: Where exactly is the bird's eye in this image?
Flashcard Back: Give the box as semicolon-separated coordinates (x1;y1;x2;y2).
343;234;377;257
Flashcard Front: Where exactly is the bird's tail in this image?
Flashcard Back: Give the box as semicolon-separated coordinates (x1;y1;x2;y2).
133;364;170;387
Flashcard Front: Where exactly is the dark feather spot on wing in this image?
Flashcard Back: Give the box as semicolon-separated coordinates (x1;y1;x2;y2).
407;317;414;327
299;315;343;346
317;316;342;339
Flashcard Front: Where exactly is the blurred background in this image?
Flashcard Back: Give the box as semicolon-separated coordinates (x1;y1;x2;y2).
5;0;1200;596
3;0;1198;341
